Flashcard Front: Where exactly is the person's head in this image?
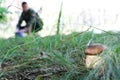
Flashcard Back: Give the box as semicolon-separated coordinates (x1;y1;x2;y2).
22;2;29;12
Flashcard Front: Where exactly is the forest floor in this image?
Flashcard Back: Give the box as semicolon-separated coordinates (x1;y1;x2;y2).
0;31;120;80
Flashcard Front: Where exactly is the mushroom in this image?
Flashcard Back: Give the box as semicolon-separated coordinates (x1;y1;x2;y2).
85;43;107;55
85;43;107;68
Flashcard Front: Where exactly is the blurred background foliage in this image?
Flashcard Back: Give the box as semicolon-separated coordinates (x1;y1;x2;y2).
0;0;9;22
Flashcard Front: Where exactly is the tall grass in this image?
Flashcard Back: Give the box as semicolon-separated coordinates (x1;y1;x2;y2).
0;31;119;80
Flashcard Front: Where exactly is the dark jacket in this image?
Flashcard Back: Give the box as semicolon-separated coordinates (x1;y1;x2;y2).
17;8;43;31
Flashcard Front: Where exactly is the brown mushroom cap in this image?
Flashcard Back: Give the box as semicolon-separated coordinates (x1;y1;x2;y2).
85;43;107;55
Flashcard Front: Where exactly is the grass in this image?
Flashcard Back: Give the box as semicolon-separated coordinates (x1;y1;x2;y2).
0;31;120;80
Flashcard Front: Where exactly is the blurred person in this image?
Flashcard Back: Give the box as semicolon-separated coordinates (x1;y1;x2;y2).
16;2;43;37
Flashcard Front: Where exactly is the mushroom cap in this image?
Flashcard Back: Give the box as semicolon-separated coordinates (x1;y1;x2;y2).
85;43;107;55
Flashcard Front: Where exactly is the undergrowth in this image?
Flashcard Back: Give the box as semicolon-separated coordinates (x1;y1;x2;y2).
0;31;120;80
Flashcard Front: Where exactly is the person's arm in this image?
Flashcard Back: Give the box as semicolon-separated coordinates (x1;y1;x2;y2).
17;12;23;29
26;9;36;28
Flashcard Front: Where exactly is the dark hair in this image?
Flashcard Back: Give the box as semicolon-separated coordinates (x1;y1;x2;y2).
22;2;27;6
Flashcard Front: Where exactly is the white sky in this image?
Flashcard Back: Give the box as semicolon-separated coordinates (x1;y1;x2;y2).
6;0;120;11
4;0;120;15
